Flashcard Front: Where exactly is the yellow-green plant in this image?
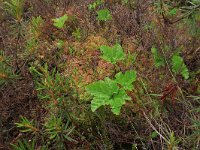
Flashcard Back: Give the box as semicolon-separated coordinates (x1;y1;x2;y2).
96;9;112;21
167;132;180;150
52;14;68;29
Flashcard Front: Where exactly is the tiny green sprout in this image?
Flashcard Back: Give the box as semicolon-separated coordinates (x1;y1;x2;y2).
88;0;103;11
52;14;68;29
168;8;177;16
15;116;38;133
100;43;125;64
96;9;112;21
72;28;82;40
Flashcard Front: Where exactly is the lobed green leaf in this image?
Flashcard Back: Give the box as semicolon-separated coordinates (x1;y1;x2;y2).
100;43;125;64
115;70;137;91
171;55;189;80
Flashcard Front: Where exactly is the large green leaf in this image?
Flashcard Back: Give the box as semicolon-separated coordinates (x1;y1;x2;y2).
86;70;137;115
115;70;137;91
171;55;189;80
52;14;68;29
96;9;112;21
86;77;118;97
86;77;119;112
109;89;131;115
100;43;125;64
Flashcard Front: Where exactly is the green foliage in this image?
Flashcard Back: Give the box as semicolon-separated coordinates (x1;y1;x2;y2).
150;131;159;139
151;47;165;68
72;28;82;40
100;43;125;64
171;54;189;80
96;9;112;21
3;0;24;22
11;140;38;150
86;77;119;113
88;0;103;10
17;64;77;149
29;16;44;38
122;0;129;5
3;0;199;149
168;8;177;16
25;16;44;57
52;14;68;29
115;70;137;90
29;64;70;106
167;132;180;150
86;70;137;115
44;115;76;143
15;116;38;133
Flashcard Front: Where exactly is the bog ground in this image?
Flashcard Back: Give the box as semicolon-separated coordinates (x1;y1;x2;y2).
0;0;200;149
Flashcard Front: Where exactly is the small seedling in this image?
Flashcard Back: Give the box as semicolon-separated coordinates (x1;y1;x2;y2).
96;9;112;21
171;54;189;80
168;8;177;16
15;116;38;133
11;139;38;150
151;47;165;68
44;115;76;142
52;14;68;29
72;28;82;40
167;131;180;150
88;0;103;11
